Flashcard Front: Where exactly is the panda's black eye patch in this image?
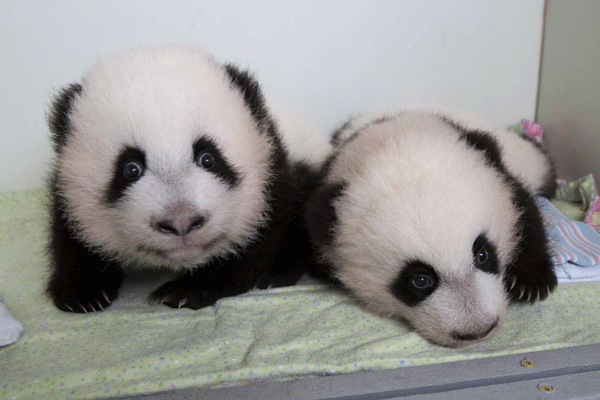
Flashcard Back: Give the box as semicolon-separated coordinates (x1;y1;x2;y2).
193;137;239;188
390;261;439;307
472;234;499;275
105;147;146;204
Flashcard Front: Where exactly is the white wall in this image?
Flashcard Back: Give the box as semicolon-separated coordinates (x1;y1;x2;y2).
0;0;544;193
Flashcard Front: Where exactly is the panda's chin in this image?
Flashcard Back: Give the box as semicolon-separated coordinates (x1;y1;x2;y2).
135;233;229;266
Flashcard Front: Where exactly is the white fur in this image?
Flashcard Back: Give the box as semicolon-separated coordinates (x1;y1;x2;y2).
266;97;332;168
333;105;552;195
322;111;529;347
56;44;274;270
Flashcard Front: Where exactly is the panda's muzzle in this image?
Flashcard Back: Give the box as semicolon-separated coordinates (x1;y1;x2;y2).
451;318;499;342
155;215;206;237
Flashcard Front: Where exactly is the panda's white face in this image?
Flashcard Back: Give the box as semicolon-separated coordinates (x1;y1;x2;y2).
56;45;273;270
324;114;519;347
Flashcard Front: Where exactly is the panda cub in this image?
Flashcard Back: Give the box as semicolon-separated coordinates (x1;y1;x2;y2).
46;44;322;313
305;108;558;347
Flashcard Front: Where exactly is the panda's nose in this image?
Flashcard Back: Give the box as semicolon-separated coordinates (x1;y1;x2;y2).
452;319;499;342
155;215;206;236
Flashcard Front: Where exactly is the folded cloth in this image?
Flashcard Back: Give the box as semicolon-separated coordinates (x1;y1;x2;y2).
552;174;600;235
0;296;23;346
535;196;600;282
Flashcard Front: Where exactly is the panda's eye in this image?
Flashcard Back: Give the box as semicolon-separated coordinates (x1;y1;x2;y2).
476;248;489;265
472;234;499;274
411;274;434;290
198;153;215;169
123;161;143;181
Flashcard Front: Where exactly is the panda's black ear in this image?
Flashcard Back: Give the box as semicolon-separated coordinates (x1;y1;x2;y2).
305;181;347;249
224;64;267;124
47;83;82;153
504;185;558;303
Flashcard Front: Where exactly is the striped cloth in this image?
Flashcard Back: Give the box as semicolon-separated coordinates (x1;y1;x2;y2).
535;196;600;282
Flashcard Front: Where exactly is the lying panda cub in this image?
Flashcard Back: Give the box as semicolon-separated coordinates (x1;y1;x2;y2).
46;44;324;313
305;108;558;347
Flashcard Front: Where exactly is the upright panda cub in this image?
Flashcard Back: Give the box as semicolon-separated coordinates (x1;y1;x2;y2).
305;108;558;347
46;44;322;313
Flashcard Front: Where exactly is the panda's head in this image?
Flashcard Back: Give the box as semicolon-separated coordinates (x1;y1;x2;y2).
308;113;522;347
49;44;280;270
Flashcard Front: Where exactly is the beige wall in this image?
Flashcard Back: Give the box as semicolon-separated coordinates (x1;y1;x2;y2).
537;0;600;182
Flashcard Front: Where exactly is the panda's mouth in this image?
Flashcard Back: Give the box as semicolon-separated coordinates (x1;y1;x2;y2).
137;233;228;260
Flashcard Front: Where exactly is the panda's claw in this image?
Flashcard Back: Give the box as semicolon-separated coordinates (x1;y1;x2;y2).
509;276;517;290
178;298;188;309
102;291;111;304
76;301;88;313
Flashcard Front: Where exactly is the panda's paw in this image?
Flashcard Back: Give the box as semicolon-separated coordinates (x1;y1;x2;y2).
49;285;119;313
149;281;219;310
506;267;558;304
254;270;303;289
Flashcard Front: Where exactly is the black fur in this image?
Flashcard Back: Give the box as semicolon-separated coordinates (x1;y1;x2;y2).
149;160;321;309
448;121;557;303
312;113;558;307
46;82;127;312
46;172;124;312
224;64;268;127
141;67;320;309
105;147;147;204
459;131;505;172
223;63;288;183
390;261;439;307
330;118;355;147
504;183;558;303
324;114;398;176
472;234;500;275
45;56;319;313
193;136;240;188
304;181;348;283
47;83;82;153
446;116;558;199
305;181;347;249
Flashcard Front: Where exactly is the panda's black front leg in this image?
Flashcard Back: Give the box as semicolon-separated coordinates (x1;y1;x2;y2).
504;191;558;303
149;263;257;309
47;244;123;313
47;203;123;313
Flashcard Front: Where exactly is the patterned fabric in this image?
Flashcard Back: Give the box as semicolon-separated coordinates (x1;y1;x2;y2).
2;189;600;400
508;120;600;235
536;196;600;282
552;174;600;235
